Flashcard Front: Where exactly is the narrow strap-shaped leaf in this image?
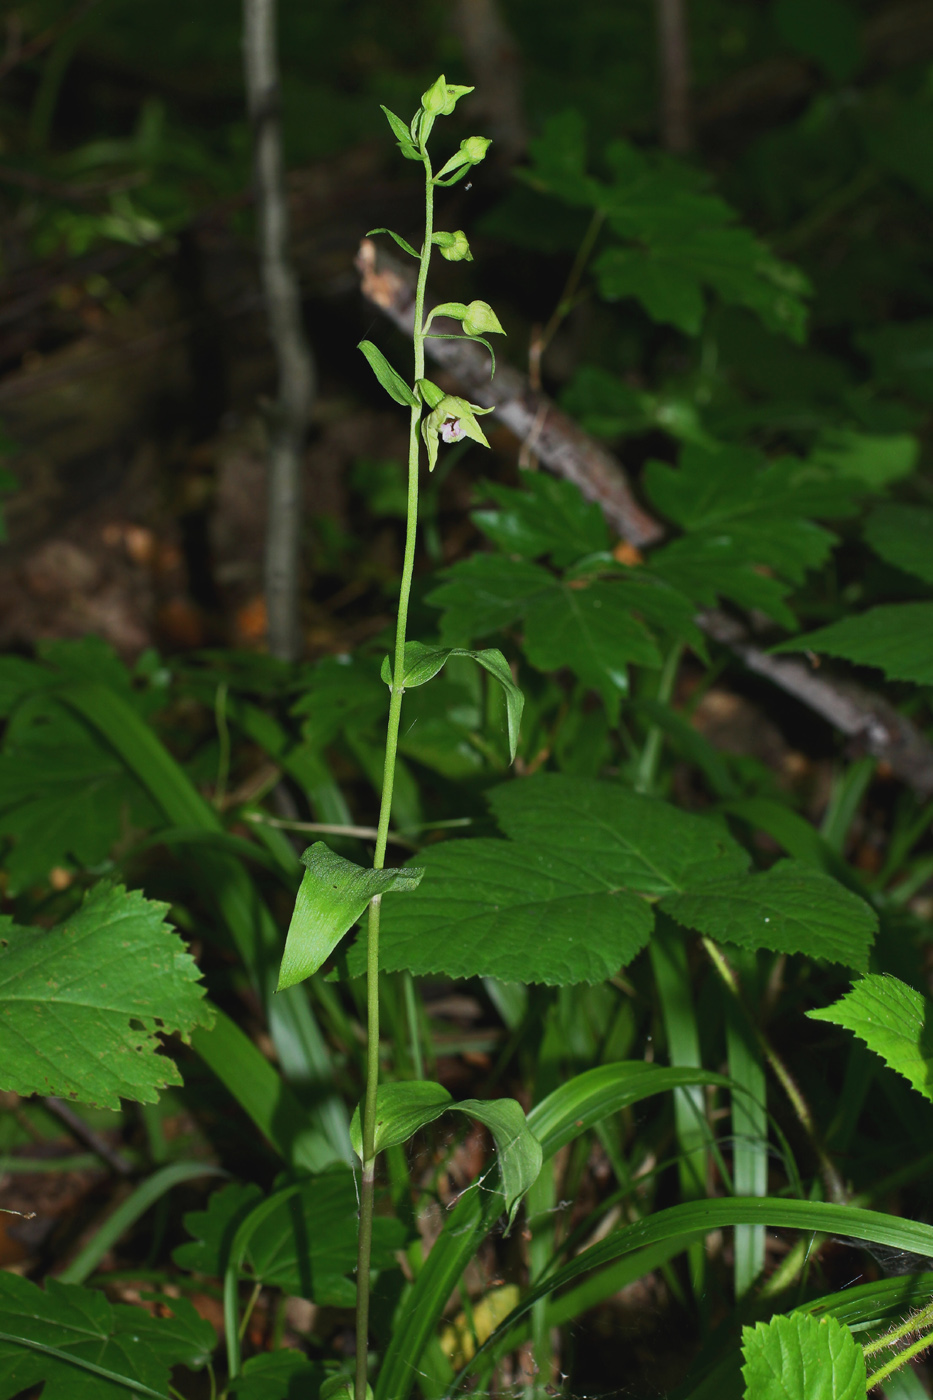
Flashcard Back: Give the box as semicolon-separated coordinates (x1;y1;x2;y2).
358;339;419;407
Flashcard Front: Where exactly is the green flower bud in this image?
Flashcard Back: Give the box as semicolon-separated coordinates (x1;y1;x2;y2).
462;300;506;337
433;229;473;262
460;135;491;164
421;76;474;117
421;394;494;472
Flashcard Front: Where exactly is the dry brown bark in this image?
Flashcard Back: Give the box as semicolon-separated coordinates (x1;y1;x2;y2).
357;236;933;800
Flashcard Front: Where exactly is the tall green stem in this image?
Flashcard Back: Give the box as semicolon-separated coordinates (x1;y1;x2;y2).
354;145;434;1400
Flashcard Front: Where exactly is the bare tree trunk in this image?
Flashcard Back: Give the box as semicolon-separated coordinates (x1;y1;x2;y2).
242;0;315;662
656;0;693;153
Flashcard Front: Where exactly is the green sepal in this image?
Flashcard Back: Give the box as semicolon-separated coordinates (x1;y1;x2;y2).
421;394;494;472
277;843;425;990
367;227;420;259
350;1081;542;1233
380;641;523;760
416;378;446;408
357;340;418;408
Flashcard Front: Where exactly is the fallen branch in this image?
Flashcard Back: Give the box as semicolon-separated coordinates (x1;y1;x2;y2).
357;236;933;799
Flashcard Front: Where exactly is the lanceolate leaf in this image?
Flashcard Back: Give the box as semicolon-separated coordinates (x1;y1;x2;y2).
0;1273;214;1400
381;642;524;760
278;844;425;990
357;340;418;408
774;603;933;686
661;860;877;970
0;883;213;1109
349;1082;541;1231
741;1312;866;1400
809;975;933;1101
366;225;420;258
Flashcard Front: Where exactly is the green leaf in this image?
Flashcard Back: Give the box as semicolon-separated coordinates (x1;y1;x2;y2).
427;554;555;642
863;503;933;584
230;1351;323;1400
0;1274;214;1400
366;225;419;258
0;882;213;1109
377;107;420;160
741;1312;866;1400
523;578;663;715
808;975;933;1102
490;775;749;894
773;603;933;686
278;843;425;989
0;695;157;894
176;1168;404;1305
348;776;748;985
809;430;920;488
348;838;654;985
357;340;418;408
650;535;798;627
381;643;524;761
660;859;877;969
472;469;609;565
349;1082;541;1231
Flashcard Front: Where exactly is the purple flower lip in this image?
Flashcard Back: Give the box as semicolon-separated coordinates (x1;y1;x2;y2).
440;418;465;443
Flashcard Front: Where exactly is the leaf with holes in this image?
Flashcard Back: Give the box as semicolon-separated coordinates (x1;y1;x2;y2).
0;882;212;1109
809;975;933;1102
0;1273;214;1400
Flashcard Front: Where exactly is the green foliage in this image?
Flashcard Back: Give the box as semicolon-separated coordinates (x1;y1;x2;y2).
278;843;425;990
0;1274;214;1400
175;1169;405;1305
0;882;212;1108
809;976;933;1102
740;1311;866;1400
777;603;933;685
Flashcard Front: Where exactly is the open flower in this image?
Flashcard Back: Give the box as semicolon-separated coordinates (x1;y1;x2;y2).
421;394;494;471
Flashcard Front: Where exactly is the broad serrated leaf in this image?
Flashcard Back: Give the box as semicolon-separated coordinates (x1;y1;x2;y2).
0;882;212;1109
0;695;158;894
863;503;933;584
490;775;749;893
278;843;425;990
773;603;933;685
357;340;418;408
741;1311;866;1400
347;838;654;985
523;579;663;716
381;642;523;761
349;1082;541;1231
230;1351;323;1400
0;1274;214;1400
174;1168;404;1305
809;430;920;487
649;535;798;627
661;860;877;969
346;777;748;985
471;469;610;565
809;975;933;1102
427;554;554;643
